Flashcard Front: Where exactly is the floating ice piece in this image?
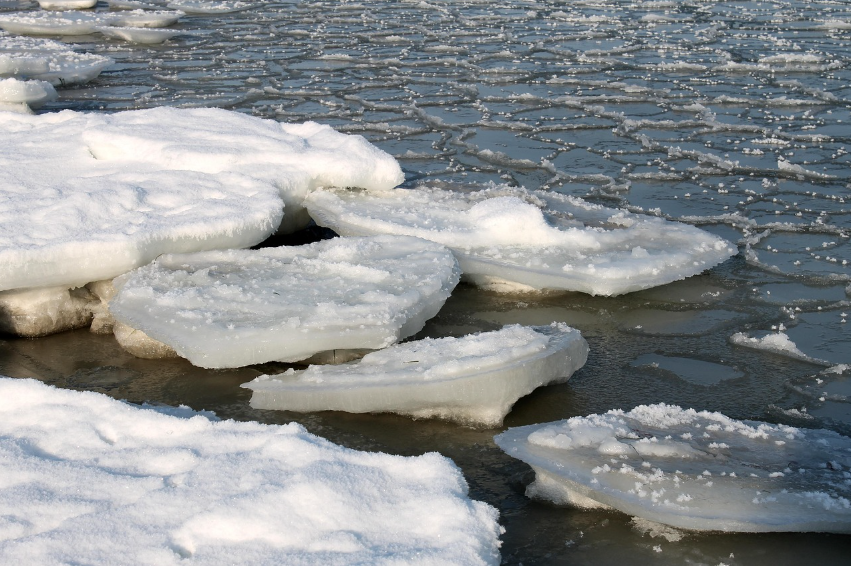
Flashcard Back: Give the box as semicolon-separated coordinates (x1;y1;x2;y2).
0;32;113;85
730;331;829;365
495;404;851;533
106;9;185;28
0;377;502;564
96;25;185;43
0;12;109;35
0;107;403;294
245;323;588;427
0;77;56;110
305;186;736;295
36;0;98;9
109;235;460;369
166;0;255;14
0;286;95;337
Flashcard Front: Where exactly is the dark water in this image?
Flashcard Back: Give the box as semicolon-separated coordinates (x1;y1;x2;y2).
2;0;851;563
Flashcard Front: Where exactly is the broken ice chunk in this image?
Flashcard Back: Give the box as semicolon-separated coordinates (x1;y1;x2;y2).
494;404;851;533
36;0;99;9
0;286;95;338
0;77;56;111
0;32;113;86
0;377;502;564
109;235;460;369
244;323;588;427
304;185;736;296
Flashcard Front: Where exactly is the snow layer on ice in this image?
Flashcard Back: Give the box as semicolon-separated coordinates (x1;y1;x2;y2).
109;235;460;369
0;107;403;294
0;77;56;110
730;331;828;365
36;0;98;10
245;323;588;427
0;377;501;565
0;32;113;86
495;404;851;533
305;186;736;296
166;0;255;14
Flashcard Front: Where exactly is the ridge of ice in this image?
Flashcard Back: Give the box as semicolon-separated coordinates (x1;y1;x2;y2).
495;404;851;533
0;377;502;564
304;185;736;295
109;235;460;368
0;107;404;294
244;323;589;426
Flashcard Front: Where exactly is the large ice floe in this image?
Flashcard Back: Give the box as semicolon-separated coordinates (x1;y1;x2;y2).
109;235;460;368
0;107;402;336
494;404;851;533
0;10;184;36
304;185;736;295
0;32;114;86
0;377;502;564
244;323;588;427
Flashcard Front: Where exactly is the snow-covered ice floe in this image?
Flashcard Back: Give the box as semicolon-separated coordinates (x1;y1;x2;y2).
166;0;255;14
109;235;460;368
0;32;113;86
494;404;851;533
0;377;502;564
36;0;99;10
244;323;588;427
0;77;56;111
95;25;188;44
304;186;736;295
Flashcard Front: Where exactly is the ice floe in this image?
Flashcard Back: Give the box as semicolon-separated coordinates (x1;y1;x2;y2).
0;286;94;337
495;404;851;533
36;0;98;9
0;77;56;111
0;107;403;298
305;185;736;295
166;0;255;14
109;235;460;368
95;25;187;44
0;32;113;86
730;330;829;366
0;377;502;564
244;323;588;427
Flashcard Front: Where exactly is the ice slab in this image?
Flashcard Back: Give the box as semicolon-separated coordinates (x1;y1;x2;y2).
0;377;501;564
305;185;736;295
0;107;403;294
0;12;110;36
245;323;588;427
36;0;98;9
0;32;113;86
495;404;851;533
0;286;95;337
109;235;460;369
0;77;56;110
95;25;185;44
166;0;255;14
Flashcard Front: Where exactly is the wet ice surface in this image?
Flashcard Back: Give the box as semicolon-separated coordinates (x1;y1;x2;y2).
2;0;851;563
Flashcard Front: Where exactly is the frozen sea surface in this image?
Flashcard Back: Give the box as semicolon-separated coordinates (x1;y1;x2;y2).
1;0;851;563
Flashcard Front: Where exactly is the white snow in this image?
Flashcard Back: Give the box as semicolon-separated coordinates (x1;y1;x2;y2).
0;12;110;36
109;235;460;368
0;377;502;565
0;107;404;297
730;331;828;365
166;0;255;14
0;77;56;110
495;404;851;533
304;185;736;295
36;0;98;9
244;323;588;427
0;32;113;86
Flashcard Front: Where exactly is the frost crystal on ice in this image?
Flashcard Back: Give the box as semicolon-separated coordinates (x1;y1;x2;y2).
109;235;460;368
495;404;851;533
305;185;736;295
245;323;588;426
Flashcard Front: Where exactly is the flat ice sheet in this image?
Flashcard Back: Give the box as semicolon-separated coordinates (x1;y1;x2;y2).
304;186;736;295
0;107;403;292
0;377;501;565
0;32;113;86
109;235;460;368
245;323;588;426
495;404;851;533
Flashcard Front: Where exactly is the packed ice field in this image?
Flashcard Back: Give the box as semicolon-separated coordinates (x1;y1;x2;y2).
1;0;851;564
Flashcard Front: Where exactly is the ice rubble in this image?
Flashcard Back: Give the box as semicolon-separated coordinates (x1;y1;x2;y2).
0;32;113;86
0;377;502;565
245;323;588;427
0;107;403;294
109;235;460;368
495;404;851;533
304;186;736;295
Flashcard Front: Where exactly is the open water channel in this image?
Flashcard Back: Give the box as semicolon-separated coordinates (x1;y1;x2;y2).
1;0;850;563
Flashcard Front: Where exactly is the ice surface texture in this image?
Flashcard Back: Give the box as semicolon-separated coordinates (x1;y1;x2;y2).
245;323;588;427
305;186;736;295
0;32;113;86
110;235;460;368
0;107;403;293
495;404;851;533
0;377;502;565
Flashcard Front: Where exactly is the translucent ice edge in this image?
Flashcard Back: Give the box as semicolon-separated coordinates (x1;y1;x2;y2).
304;185;736;296
0;377;502;564
109;235;460;369
244;323;589;427
495;404;851;533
